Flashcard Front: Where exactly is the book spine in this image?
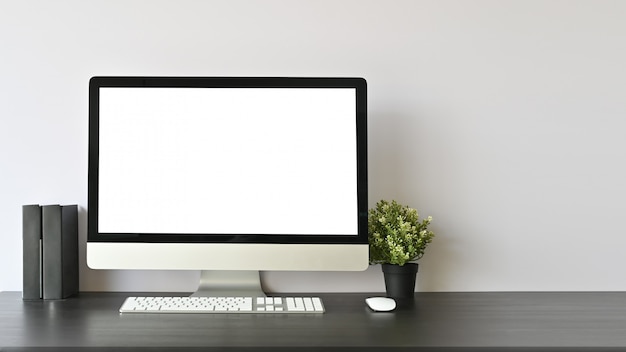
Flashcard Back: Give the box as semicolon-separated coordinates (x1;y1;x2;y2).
42;205;63;300
42;204;79;299
22;205;42;300
61;205;79;298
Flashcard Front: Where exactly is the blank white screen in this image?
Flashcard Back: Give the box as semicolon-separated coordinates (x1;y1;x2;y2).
98;87;358;235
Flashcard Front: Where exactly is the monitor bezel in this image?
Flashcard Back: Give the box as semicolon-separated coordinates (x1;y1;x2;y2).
88;76;368;245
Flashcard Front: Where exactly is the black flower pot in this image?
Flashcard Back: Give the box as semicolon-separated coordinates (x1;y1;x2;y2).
382;263;418;300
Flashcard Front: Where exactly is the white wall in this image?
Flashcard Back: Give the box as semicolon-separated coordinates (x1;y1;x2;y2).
2;0;626;293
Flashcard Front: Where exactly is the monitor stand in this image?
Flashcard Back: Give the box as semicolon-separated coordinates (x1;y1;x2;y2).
191;270;267;297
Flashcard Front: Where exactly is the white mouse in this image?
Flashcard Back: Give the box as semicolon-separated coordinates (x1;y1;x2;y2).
365;297;396;312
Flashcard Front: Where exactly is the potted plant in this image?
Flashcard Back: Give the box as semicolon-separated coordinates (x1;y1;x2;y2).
368;200;435;299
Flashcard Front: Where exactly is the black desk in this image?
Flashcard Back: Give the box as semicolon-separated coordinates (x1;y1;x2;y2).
2;291;626;351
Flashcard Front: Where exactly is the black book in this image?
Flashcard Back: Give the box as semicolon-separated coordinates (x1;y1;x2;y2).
22;205;42;300
42;205;78;299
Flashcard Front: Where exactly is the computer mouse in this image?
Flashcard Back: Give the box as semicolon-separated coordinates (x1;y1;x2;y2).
365;297;396;312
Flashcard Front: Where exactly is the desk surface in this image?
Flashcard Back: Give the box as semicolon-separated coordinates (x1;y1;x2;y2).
2;291;626;351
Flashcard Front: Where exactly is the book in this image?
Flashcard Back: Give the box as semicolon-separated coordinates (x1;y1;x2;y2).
42;205;78;299
22;205;42;300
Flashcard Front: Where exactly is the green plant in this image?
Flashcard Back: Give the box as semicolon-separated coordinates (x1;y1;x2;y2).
368;200;435;266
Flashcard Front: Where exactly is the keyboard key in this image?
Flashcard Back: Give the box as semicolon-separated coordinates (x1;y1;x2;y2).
304;297;314;311
312;297;324;312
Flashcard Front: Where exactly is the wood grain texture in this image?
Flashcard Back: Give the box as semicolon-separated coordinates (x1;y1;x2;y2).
2;291;626;351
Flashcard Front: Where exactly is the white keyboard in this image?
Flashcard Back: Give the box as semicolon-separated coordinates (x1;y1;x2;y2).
119;296;325;314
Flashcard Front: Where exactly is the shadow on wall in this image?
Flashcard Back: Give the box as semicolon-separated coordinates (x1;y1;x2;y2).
368;110;467;292
416;234;461;292
368;111;415;202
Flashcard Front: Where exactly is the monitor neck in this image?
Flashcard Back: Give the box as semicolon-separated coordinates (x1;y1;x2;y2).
191;270;266;297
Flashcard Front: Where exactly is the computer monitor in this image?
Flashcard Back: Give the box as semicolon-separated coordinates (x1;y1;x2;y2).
87;76;368;296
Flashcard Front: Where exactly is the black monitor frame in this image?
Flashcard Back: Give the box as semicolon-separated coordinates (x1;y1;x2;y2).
88;76;368;245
